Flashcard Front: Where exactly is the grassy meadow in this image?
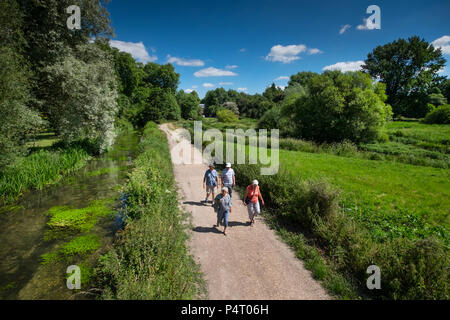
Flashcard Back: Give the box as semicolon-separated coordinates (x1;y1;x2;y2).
180;118;449;299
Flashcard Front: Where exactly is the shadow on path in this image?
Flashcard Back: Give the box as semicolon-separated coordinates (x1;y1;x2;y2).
229;221;250;227
183;201;211;207
193;226;223;234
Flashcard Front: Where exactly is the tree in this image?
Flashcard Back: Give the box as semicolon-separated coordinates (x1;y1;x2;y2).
288;71;316;88
0;0;43;170
263;83;285;103
18;0;113;115
428;87;447;107
44;44;118;151
202;88;228;107
362;36;446;117
0;46;43;170
142;63;180;93
133;87;180;126
222;101;239;115
204;104;220;117
439;79;450;102
291;71;392;143
177;90;201;120
258;107;282;130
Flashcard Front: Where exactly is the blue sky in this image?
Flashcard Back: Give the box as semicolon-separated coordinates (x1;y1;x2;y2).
105;0;450;98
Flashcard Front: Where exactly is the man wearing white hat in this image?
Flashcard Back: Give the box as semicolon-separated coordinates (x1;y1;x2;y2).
221;163;236;198
203;163;219;204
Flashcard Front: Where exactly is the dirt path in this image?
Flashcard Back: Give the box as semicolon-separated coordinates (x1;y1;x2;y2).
160;124;330;300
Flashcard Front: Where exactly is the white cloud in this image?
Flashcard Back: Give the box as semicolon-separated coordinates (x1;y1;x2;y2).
275;76;289;81
192;85;198;89
218;82;233;86
356;18;378;31
237;87;248;92
339;24;351;35
225;65;238;69
240;48;246;52
109;40;157;63
194;67;238;77
265;44;307;63
323;61;365;72
167;55;205;67
185;89;194;93
277;85;286;90
203;83;215;88
432;35;450;55
307;48;323;55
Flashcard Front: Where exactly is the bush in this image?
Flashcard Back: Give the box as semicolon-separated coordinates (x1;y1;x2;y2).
229;162;449;299
422;105;450;124
290;71;392;143
216;109;238;123
258;107;282;130
222;101;240;115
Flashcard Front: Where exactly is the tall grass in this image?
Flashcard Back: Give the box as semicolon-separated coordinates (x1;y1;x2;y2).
96;122;204;300
229;163;449;299
0;147;90;204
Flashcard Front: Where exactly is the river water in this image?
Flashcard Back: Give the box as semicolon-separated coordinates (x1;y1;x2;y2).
0;130;140;300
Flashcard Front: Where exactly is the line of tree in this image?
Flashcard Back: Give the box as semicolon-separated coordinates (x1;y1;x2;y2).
97;41;202;127
0;0;202;173
1;0;116;170
202;36;448;143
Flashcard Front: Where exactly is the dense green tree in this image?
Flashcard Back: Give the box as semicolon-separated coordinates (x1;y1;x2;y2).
290;71;392;143
202;88;229;107
18;0;113;115
203;104;220;117
142;63;180;93
177;90;201;120
439;79;450;102
133;87;180;126
428;87;447;107
0;46;43;170
362;36;446;118
113;50;141;97
258;107;282;130
263;83;285;103
288;71;316;88
0;0;43;170
44;44;118;151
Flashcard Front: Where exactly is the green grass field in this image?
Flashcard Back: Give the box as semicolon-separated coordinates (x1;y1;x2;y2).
179;118;450;298
182;118;449;242
279;149;449;243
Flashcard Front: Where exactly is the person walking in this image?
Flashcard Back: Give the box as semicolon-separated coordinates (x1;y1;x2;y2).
214;187;232;235
221;163;235;198
243;180;265;226
203;163;219;204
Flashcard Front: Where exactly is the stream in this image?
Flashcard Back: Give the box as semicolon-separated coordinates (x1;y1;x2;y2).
0;130;140;300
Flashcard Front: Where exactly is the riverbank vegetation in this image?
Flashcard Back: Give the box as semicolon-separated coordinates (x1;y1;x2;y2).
96;122;204;299
0;0;200;204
